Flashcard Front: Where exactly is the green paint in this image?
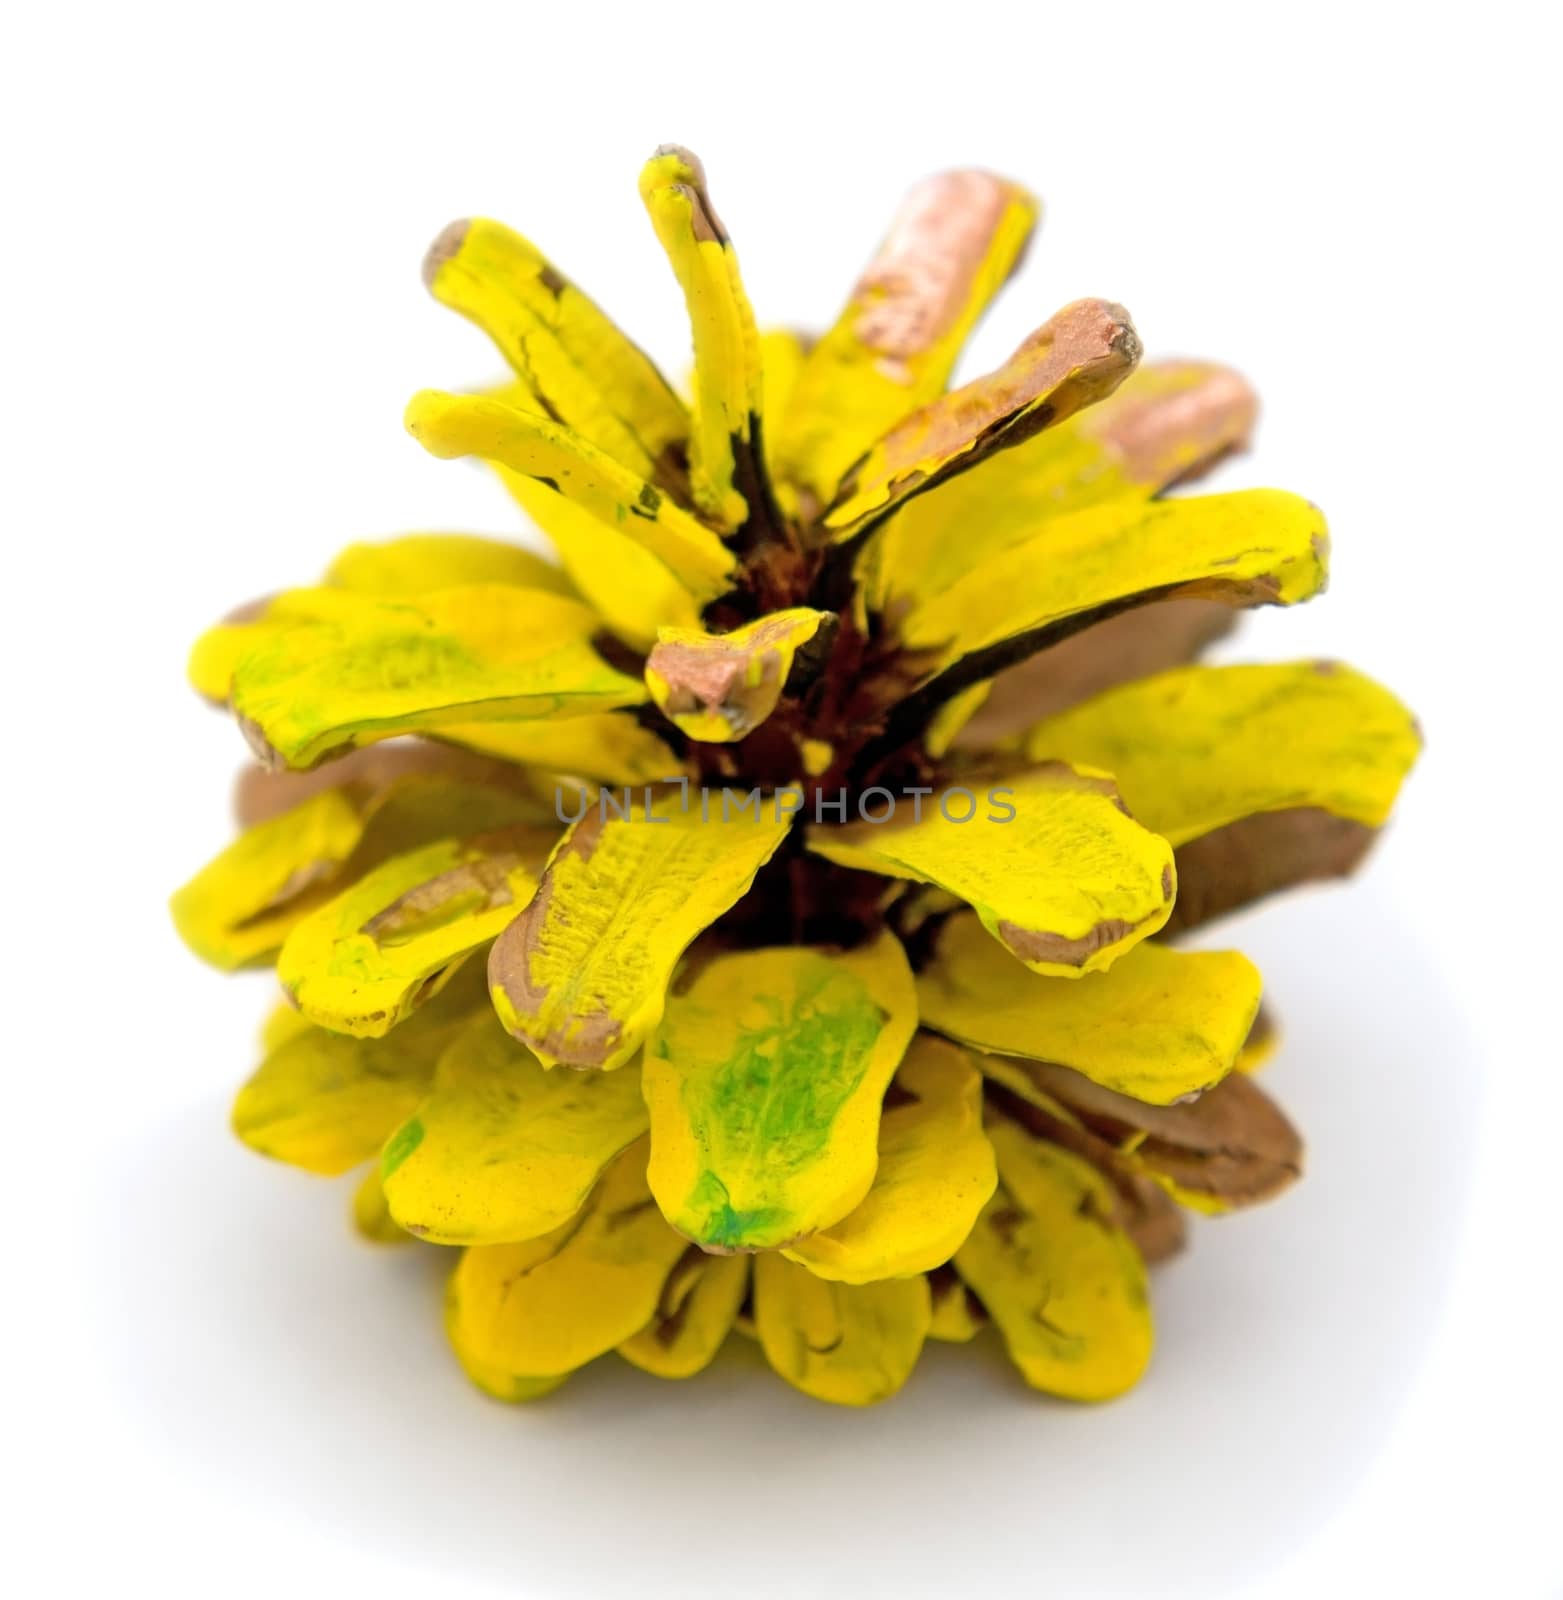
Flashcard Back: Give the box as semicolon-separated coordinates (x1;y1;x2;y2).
684;1170;788;1251
253;622;481;695
694;964;882;1167
227;590;644;766
380;1116;425;1178
665;957;887;1246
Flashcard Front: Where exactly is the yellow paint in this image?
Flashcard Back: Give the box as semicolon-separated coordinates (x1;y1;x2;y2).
955;1117;1152;1400
443;1271;567;1404
220;584;646;769
1237;1010;1280;1075
279;829;551;1036
190;617;262;703
426;217;687;482
405;389;736;600
758;330;806;432
259;994;316;1053
809;765;1174;976
926;1271;986;1343
351;1167;410;1245
449;1137;688;1378
643;932;918;1252
758;329;807;519
324;532;574;597
874;360;1254;610
753;1252;931;1406
461;377;700;650
171;788;368;970
1020;660;1421;845
173;772;543;971
231;968;484;1175
618;1253;750;1379
918;911;1262;1104
435;713;680;788
922;682;991;757
186;587;341;704
801;738;834;777
489;789;790;1071
639;147;764;530
382;1012;648;1245
900;489;1329;665
972;1051;1089;1126
783;1034;996;1283
495;461;700;650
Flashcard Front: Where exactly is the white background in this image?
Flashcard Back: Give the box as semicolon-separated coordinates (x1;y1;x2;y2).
4;3;1558;1595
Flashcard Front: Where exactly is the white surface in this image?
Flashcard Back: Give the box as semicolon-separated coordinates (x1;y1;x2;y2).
4;3;1557;1596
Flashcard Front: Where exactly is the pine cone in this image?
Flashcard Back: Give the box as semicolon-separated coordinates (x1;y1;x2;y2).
173;148;1419;1406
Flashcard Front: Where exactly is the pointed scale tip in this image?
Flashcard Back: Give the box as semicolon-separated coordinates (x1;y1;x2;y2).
421;219;471;289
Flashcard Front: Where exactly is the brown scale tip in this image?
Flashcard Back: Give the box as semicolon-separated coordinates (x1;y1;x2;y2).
221;593;275;626
652;143;706;184
421;219;471;289
1015;298;1141;377
854;171;1019;361
1093;361;1259;487
648;145;726;243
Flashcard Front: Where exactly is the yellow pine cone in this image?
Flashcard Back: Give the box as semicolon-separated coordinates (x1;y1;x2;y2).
174;146;1420;1407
